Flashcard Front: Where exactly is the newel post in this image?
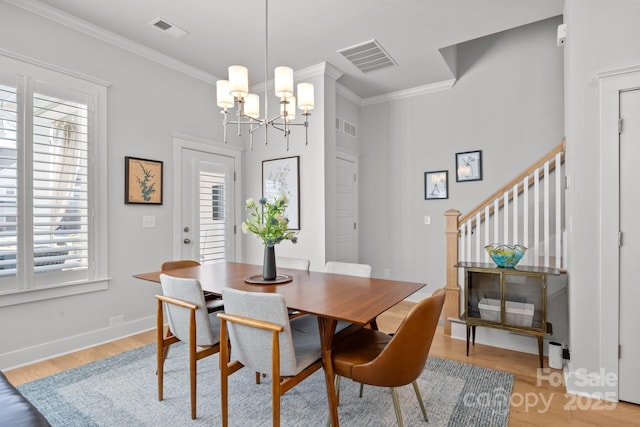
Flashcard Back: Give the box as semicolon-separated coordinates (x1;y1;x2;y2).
443;209;461;336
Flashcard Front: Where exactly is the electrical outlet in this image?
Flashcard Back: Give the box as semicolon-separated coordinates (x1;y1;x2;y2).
384;268;391;278
424;215;431;225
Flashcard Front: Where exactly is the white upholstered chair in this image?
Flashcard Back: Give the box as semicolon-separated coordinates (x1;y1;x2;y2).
217;288;323;427
324;261;372;278
276;256;311;271
161;260;224;312
156;274;221;420
324;261;376;330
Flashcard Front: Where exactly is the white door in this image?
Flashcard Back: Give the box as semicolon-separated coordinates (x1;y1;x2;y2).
180;148;235;263
619;88;640;404
335;154;358;262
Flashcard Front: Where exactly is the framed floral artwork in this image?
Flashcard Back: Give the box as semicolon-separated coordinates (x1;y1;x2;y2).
456;150;483;182
425;170;448;200
124;156;163;204
262;156;300;229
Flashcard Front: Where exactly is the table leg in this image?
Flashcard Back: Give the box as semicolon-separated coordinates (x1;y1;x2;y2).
318;317;339;427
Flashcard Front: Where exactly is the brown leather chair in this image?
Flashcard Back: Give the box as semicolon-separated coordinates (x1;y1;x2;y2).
330;289;445;426
161;260;224;312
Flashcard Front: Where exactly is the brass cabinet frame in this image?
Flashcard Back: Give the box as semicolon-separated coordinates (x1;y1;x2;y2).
457;262;560;368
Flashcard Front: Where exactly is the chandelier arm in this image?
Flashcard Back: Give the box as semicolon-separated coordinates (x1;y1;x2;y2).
222;109;228;143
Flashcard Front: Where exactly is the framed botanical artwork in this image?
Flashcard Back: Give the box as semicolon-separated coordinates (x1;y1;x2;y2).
262;156;300;230
124;156;163;204
425;170;448;200
456;150;483;182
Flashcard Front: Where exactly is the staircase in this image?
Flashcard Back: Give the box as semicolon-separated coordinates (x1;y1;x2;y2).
442;140;566;335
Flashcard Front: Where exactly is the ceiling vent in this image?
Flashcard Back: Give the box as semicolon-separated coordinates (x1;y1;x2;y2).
148;17;189;38
337;39;397;73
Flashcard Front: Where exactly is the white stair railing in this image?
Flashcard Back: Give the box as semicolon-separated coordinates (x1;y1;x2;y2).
442;140;565;335
458;150;564;268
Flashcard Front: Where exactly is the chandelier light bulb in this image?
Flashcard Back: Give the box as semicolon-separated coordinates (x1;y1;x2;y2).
274;66;294;98
244;93;260;119
216;80;234;109
281;96;296;121
297;83;314;112
228;65;249;98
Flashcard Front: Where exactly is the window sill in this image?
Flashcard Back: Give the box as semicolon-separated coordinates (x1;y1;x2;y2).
0;278;110;308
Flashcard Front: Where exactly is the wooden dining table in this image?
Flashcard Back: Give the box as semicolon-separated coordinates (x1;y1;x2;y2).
134;261;425;426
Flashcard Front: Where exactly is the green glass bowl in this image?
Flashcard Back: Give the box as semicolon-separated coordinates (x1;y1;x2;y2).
485;244;527;268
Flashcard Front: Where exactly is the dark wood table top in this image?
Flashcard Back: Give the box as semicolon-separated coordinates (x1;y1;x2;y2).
135;261;425;325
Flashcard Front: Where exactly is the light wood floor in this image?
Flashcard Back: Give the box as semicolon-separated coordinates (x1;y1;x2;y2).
5;301;639;426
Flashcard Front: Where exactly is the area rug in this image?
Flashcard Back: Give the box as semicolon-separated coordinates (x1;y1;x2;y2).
18;343;513;426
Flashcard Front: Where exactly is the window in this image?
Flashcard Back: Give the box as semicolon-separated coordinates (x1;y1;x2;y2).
0;53;108;306
200;172;226;263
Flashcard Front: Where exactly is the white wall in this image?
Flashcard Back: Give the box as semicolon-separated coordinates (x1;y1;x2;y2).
359;17;564;298
564;0;640;398
0;3;236;369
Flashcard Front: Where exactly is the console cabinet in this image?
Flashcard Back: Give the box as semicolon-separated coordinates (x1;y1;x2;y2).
457;262;560;368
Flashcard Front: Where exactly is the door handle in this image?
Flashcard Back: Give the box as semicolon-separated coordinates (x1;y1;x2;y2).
183;238;191;244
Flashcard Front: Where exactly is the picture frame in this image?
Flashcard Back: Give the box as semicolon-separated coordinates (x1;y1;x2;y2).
124;156;163;204
425;170;449;200
262;156;300;230
456;150;483;182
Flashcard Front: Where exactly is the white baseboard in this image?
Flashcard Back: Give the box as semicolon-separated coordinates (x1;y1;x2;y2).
0;315;155;371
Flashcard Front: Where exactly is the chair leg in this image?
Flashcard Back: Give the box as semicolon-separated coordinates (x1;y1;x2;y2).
412;380;429;422
190;341;197;420
335;375;342;406
390;387;404;427
156;299;164;401
359;382;364;398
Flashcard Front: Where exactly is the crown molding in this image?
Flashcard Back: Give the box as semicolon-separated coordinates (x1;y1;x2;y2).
596;64;640;80
0;47;111;87
361;79;456;106
336;83;363;106
5;0;219;84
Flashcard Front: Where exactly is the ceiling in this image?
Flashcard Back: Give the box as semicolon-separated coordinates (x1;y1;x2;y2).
20;0;563;101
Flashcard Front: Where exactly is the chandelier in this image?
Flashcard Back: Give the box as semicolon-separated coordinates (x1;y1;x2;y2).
215;0;314;151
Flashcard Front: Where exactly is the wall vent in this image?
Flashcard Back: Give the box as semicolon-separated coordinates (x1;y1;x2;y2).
149;18;189;38
343;120;357;137
337;39;397;73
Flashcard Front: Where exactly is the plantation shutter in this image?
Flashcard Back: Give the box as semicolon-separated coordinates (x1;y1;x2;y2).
199;172;226;263
0;82;18;278
32;82;89;275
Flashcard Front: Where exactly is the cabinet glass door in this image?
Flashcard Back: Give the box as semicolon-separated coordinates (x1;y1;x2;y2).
503;273;544;329
467;270;501;323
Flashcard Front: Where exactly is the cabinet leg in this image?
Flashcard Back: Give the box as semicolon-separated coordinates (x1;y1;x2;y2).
471;326;476;346
537;336;544;369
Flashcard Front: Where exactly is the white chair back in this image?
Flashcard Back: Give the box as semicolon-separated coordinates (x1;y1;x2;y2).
221;288;321;376
159;274;218;346
325;261;372;278
276;256;310;271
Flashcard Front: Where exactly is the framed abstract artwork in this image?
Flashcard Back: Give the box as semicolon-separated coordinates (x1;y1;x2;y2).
262;156;300;229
